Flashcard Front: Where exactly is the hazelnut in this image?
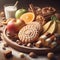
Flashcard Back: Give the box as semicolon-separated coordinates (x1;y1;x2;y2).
29;52;37;58
16;40;22;45
3;49;12;58
16;40;20;43
27;43;32;47
35;40;42;48
47;52;54;59
19;53;25;58
0;11;5;17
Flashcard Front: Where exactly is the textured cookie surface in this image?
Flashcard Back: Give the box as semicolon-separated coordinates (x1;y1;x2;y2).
28;21;43;32
18;25;39;44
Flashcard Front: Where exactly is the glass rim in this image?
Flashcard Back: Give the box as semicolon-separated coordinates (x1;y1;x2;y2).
4;4;17;7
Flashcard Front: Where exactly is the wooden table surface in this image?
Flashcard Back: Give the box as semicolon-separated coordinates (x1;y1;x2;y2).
0;16;60;60
0;41;60;60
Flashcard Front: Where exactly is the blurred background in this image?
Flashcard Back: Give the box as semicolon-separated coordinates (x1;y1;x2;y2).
0;0;60;12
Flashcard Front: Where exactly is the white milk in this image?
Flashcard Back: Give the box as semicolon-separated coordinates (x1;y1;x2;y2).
4;6;17;19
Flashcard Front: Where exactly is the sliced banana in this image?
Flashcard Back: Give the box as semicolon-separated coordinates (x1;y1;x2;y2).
47;21;56;34
43;21;52;33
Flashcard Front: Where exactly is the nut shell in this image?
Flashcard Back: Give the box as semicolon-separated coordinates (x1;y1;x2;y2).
36;15;46;25
29;52;36;58
42;7;56;16
47;52;54;59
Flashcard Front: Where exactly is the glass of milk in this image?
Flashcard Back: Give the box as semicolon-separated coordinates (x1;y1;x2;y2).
4;4;17;19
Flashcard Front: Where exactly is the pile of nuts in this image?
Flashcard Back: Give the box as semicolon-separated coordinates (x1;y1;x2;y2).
35;33;59;48
7;29;60;49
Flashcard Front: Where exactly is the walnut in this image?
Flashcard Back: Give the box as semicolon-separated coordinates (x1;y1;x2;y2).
36;15;46;25
42;7;56;17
